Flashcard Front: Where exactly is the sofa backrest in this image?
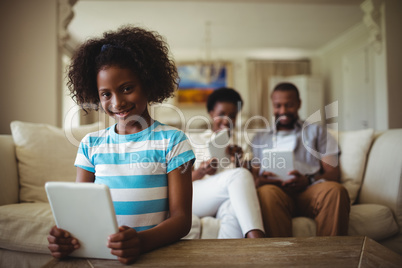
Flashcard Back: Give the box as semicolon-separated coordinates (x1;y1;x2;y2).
0;135;19;206
9;121;104;204
359;129;402;228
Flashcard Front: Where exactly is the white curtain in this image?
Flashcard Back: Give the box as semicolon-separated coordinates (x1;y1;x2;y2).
247;60;310;123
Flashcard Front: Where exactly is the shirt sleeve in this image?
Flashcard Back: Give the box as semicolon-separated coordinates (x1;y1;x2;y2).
166;130;195;173
317;125;340;157
251;131;271;162
74;134;95;173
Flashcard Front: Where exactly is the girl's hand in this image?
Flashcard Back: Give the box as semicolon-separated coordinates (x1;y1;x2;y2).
108;226;141;265
47;225;80;258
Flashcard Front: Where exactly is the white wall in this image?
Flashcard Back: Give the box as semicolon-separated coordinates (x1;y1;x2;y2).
0;0;59;134
316;23;372;131
373;2;389;131
154;48;316;129
1;0;400;134
317;0;402;131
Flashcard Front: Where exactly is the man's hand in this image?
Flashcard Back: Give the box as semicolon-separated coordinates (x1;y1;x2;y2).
254;171;283;188
281;170;309;194
108;226;141;265
47;225;80;259
192;158;218;181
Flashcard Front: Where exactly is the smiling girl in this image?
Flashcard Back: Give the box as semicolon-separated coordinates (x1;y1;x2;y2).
47;26;195;264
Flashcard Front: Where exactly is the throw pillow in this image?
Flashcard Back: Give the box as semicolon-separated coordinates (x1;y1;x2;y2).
334;128;374;204
10;121;103;203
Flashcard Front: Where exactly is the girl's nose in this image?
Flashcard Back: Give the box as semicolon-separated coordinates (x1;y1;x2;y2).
111;94;126;109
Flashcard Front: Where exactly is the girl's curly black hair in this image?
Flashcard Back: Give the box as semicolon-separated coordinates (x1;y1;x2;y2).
67;25;178;112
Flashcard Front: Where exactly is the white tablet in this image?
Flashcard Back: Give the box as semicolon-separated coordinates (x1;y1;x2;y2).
207;129;231;172
45;182;118;260
260;149;295;181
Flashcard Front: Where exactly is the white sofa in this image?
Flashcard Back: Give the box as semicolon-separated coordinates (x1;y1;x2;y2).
0;121;401;255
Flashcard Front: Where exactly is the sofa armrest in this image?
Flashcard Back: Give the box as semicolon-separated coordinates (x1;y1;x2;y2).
359;129;402;229
0;135;19;205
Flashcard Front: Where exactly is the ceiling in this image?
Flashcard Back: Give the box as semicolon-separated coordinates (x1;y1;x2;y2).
68;0;364;52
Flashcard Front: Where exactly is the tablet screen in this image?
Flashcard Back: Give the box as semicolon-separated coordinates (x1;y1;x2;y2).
260;149;295;181
45;182;118;259
207;129;231;172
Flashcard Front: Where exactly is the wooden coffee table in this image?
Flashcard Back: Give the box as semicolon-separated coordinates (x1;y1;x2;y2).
2;236;401;267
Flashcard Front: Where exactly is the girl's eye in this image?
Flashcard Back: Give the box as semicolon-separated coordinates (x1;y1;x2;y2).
101;92;110;98
123;86;133;93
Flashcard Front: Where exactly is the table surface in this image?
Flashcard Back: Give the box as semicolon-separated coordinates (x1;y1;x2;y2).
1;236;401;267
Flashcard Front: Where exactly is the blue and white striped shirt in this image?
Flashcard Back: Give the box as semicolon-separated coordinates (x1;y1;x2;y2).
74;120;195;231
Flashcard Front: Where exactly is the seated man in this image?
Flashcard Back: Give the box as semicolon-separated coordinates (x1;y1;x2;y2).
250;82;350;237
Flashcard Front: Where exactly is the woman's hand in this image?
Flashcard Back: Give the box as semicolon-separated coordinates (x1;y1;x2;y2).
227;145;243;167
47;225;80;258
192;158;218;181
108;226;141;265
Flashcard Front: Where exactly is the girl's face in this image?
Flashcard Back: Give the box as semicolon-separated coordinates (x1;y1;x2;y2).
97;66;150;134
209;101;238;133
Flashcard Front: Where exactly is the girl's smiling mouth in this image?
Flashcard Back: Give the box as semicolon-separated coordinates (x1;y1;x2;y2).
111;105;135;118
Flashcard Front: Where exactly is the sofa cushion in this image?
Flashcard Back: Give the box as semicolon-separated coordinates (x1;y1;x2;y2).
292;217;316;237
335;129;374;204
0;203;54;254
348;204;399;241
195;204;399;240
200;216;221;239
10;121;102;203
182;214;201;239
257;204;399;240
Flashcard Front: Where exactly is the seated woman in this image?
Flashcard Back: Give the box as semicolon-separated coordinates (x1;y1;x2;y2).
188;87;265;238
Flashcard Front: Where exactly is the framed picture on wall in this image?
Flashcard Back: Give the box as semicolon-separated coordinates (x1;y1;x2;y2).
176;61;232;106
